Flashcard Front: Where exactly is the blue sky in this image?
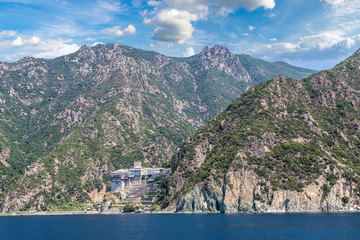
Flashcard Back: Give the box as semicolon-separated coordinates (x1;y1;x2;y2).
0;0;359;70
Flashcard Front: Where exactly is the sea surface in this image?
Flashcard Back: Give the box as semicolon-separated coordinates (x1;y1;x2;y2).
1;213;359;239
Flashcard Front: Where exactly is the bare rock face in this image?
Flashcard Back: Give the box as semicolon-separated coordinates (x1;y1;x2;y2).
0;147;10;167
173;169;359;213
169;49;360;213
199;45;251;82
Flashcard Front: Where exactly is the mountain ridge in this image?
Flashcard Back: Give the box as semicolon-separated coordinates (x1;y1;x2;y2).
168;49;360;213
0;43;316;212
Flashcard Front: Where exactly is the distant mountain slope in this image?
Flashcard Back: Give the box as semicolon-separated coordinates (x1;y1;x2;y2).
0;44;316;212
236;54;317;84
170;49;360;213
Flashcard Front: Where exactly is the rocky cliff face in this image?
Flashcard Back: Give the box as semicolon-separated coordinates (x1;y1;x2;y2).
0;43;316;212
174;169;358;213
169;49;360;213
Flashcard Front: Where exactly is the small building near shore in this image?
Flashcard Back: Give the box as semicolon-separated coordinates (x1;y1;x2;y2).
110;170;135;192
109;162;171;193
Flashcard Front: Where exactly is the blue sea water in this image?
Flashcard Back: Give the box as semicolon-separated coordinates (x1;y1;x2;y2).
0;213;359;240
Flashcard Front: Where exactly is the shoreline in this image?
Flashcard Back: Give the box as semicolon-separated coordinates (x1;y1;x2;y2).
1;209;359;216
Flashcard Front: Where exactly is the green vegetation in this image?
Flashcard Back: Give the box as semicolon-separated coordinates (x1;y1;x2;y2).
172;49;360;205
0;43;318;211
236;54;317;84
123;204;136;213
342;196;349;204
322;184;331;201
154;175;171;209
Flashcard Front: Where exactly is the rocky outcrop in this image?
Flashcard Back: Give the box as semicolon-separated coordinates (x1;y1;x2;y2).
0;147;10;167
174;169;359;213
199;45;251;82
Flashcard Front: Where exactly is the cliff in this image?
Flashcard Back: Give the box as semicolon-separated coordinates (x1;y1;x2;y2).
169;49;360;213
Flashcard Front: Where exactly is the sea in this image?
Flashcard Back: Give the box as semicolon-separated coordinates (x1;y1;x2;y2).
1;213;359;239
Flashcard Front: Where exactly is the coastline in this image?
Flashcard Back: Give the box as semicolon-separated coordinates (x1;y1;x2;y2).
1;209;359;216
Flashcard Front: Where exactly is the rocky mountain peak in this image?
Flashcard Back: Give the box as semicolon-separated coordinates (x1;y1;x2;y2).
78;44;92;52
18;56;35;63
199;45;232;58
199;45;251;82
73;44;96;62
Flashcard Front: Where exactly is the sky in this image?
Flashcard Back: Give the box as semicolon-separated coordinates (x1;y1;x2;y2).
0;0;359;70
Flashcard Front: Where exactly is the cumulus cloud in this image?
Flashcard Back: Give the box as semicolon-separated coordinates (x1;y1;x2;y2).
249;32;360;57
102;25;136;37
244;31;360;69
182;47;195;57
146;0;275;44
12;37;24;47
2;38;80;62
144;9;198;44
0;30;17;38
11;36;40;47
29;39;79;59
115;25;136;36
27;36;40;45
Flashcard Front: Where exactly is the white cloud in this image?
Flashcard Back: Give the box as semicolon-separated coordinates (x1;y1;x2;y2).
164;0;275;12
27;36;40;45
148;1;162;6
298;31;344;50
320;0;345;4
144;9;198;44
270;38;277;41
150;43;155;47
241;33;249;36
325;0;360;34
215;0;276;11
243;31;360;69
12;36;24;47
115;25;136;36
32;39;80;59
102;25;136;37
92;42;104;46
249;25;255;31
268;12;276;18
0;30;17;38
2;38;80;61
11;36;40;47
182;47;195;57
145;0;276;44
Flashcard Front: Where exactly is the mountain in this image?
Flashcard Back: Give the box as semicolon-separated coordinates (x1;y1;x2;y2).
169;49;360;213
0;43;315;212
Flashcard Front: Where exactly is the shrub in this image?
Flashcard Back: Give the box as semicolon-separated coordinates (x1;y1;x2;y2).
341;196;349;204
123;204;135;213
321;184;331;201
